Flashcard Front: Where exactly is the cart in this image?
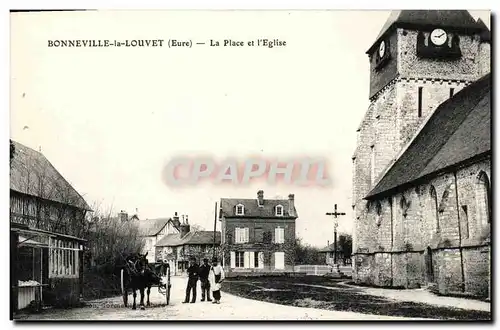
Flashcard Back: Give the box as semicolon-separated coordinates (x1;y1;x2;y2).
121;262;171;307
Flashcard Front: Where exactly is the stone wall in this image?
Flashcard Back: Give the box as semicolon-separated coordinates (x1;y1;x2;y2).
352;159;490;297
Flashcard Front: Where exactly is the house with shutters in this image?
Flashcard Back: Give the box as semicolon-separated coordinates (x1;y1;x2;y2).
219;190;298;274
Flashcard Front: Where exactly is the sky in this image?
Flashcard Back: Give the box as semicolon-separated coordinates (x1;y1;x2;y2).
10;10;490;247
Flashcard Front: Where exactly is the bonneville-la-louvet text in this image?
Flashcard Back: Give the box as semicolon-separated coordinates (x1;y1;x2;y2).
48;39;165;47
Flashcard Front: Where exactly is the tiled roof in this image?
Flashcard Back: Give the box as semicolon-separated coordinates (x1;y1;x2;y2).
366;73;491;199
188;231;221;245
220;198;298;218
135;218;171;236
367;10;486;54
10;141;91;211
156;231;221;247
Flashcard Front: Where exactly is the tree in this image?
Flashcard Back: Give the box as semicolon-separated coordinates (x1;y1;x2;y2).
294;237;323;265
81;202;145;299
337;233;353;264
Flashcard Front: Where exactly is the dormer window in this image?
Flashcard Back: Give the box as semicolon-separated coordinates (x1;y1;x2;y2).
275;205;284;216
235;204;245;216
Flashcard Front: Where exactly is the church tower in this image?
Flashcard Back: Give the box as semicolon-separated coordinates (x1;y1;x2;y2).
352;11;490;256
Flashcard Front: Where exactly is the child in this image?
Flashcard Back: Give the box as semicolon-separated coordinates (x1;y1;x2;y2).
208;257;225;304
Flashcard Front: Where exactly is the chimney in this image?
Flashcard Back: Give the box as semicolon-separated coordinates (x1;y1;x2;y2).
118;210;128;222
288;194;295;216
257;190;264;207
172;211;181;228
180;220;191;238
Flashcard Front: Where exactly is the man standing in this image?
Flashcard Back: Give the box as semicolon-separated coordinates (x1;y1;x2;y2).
183;257;199;303
208;257;225;304
199;258;212;302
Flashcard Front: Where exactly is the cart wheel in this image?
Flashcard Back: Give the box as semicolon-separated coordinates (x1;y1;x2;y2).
166;267;171;305
121;269;128;307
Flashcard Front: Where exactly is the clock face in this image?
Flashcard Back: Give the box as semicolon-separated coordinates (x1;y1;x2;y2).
378;40;386;58
430;28;448;46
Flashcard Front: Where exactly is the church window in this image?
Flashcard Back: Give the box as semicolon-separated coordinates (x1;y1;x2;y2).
450;88;455;98
375;201;382;226
429;185;439;231
462;205;469;239
400;195;410;218
370;145;375;185
475;171;491;226
418;87;423;117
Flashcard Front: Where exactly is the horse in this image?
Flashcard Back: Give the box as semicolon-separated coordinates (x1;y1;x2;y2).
122;252;150;310
122;252;169;309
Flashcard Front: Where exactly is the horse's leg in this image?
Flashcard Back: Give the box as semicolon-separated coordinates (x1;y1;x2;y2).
132;288;137;310
146;286;151;306
139;287;145;310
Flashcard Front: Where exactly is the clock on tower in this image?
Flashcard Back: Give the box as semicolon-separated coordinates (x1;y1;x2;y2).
374;39;390;71
417;28;461;59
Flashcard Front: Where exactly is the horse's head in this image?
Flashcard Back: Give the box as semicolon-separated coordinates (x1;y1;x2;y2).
136;252;149;275
126;252;149;275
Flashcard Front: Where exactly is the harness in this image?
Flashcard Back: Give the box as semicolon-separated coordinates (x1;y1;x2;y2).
125;258;145;276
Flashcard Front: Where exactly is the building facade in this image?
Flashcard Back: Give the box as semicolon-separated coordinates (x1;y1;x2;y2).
155;217;221;274
352;11;491;298
220;190;298;274
10;141;91;312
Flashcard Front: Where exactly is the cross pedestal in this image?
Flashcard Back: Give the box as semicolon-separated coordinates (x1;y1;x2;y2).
326;204;346;273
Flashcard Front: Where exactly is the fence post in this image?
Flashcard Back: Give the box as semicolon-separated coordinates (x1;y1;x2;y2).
314;265;318;276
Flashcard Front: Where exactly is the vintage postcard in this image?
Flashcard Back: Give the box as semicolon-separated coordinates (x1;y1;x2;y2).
9;9;491;321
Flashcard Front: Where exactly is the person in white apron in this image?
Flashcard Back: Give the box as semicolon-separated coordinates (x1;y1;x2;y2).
208;257;225;304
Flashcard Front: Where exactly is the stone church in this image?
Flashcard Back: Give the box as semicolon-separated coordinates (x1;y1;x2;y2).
352;10;491;298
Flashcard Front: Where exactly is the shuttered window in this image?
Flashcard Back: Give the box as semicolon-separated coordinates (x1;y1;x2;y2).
235;251;244;268
274;227;285;244
235;228;249;243
274;252;285;269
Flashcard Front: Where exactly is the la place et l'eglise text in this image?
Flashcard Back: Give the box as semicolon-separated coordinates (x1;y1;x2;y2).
47;39;165;47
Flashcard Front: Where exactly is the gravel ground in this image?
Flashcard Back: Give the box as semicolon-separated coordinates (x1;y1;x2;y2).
15;276;424;321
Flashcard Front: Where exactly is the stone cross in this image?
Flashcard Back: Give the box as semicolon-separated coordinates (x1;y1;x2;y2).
325;204;346;266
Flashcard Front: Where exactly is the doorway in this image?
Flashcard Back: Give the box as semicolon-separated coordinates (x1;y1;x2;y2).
425;246;434;283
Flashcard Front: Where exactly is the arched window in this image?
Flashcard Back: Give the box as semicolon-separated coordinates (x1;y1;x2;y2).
400;195;410;218
429;185;439;231
235;204;245;216
476;171;491;226
275;205;284;216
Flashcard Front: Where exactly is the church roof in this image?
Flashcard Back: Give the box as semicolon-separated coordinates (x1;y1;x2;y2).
367;10;486;54
477;18;491;42
365;73;491;200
